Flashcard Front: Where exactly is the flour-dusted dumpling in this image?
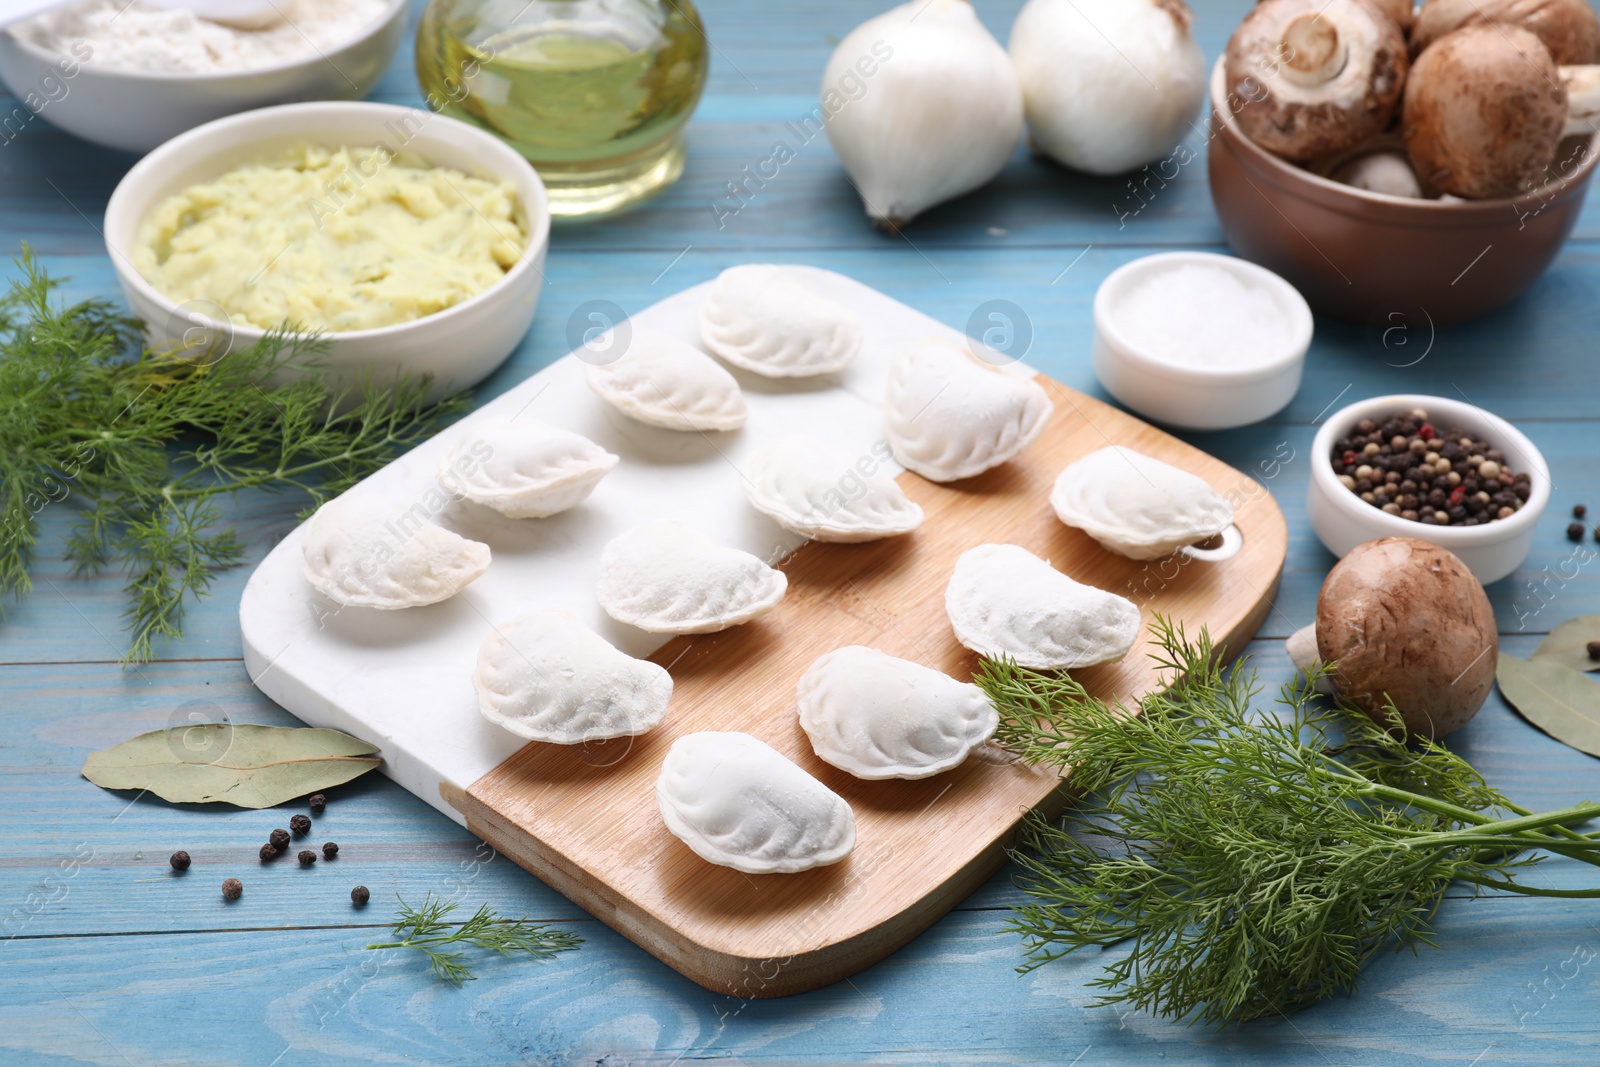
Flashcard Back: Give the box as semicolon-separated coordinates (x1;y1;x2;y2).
438;420;618;519
655;731;856;874
797;646;997;780
884;339;1053;482
301;496;490;609
742;436;923;542
1050;447;1234;561
596;521;787;633
585;331;748;432
945;543;1139;669
472;608;671;743
698;265;862;378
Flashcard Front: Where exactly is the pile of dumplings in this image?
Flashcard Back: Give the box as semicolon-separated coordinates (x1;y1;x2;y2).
298;265;1238;878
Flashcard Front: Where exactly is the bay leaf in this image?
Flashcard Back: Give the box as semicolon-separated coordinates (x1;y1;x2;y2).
1496;655;1600;759
82;724;381;808
1530;614;1600;673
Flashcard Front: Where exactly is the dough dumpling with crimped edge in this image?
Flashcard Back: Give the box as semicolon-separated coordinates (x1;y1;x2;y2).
655;731;857;874
883;338;1052;482
698;264;862;378
1050;446;1233;560
797;646;998;780
438;420;618;519
945;543;1139;670
472;608;671;743
742;436;923;542
585;331;748;432
596;520;787;634
301;495;490;609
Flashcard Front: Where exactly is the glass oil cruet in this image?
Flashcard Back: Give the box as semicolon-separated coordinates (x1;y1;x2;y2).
416;0;709;219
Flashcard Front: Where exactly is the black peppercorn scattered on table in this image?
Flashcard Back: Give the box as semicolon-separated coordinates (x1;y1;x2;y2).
1588;641;1600;662
1329;409;1529;527
290;814;312;836
259;844;278;862
297;850;317;867
1569;522;1587;542
351;886;370;907
222;878;243;901
1576;504;1589;519
169;851;190;872
309;794;327;814
269;828;290;851
322;842;338;860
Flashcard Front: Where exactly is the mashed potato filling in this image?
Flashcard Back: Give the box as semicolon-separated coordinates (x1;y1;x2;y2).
135;145;526;332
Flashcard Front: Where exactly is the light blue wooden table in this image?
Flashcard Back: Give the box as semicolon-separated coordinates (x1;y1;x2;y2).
4;1;1600;1063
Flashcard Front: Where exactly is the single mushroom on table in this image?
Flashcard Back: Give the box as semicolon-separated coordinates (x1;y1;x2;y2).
1287;537;1498;740
1227;0;1410;163
1410;0;1600;65
1403;23;1600;198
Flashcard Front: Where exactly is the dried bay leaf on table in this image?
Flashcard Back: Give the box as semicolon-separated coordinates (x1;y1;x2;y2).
1497;655;1600;758
1530;614;1600;673
82;724;381;808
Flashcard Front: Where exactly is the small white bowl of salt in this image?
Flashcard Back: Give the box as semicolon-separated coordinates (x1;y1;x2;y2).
1092;252;1313;431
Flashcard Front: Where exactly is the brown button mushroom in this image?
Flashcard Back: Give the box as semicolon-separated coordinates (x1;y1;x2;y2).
1411;0;1600;65
1402;24;1571;198
1227;0;1410;163
1312;537;1498;740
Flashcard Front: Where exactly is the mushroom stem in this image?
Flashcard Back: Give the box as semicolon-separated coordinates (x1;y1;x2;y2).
1562;64;1600;136
1281;13;1348;86
1286;624;1340;694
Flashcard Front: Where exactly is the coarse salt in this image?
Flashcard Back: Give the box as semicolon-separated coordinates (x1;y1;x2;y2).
14;0;389;75
1112;263;1291;370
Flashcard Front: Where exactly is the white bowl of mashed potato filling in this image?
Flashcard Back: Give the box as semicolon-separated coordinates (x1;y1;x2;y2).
105;101;550;402
0;0;406;154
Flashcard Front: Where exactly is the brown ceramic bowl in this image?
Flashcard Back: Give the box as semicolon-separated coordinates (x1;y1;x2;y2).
1207;59;1598;325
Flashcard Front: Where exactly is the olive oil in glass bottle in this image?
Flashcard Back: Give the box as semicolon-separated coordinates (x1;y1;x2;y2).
416;0;708;218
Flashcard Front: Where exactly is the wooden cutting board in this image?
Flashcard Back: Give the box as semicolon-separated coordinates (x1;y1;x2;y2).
240;269;1287;999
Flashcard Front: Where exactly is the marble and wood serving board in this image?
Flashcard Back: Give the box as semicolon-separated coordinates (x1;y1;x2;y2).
240;267;1287;997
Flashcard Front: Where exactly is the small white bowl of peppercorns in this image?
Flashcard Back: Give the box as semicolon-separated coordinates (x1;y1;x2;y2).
1309;394;1550;584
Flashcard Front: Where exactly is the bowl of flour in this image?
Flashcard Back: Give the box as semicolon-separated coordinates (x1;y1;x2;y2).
0;0;406;154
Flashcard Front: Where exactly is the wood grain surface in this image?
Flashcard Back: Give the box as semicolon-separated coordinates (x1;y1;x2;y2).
460;378;1287;996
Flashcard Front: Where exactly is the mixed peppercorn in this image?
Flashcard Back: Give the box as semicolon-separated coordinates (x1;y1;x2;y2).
1330;409;1529;526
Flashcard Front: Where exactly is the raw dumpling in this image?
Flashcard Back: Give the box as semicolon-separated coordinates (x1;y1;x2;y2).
585;331;748;432
945;543;1139;669
797;646;998;780
1050;447;1234;560
473;608;671;743
596;521;787;633
655;731;856;873
698;265;862;378
742;436;923;542
884;339;1052;482
438;420;618;519
301;496;490;609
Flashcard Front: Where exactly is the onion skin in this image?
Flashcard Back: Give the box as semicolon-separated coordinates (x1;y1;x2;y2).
1412;0;1600;65
1403;24;1567;198
1315;537;1498;741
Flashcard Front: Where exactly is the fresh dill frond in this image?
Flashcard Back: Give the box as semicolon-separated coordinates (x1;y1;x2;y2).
979;617;1600;1026
0;249;471;662
365;893;583;982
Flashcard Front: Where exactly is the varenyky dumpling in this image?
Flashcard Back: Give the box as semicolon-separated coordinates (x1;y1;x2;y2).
884;339;1053;482
585;331;748;432
301;495;490;609
742;436;923;542
438;420;619;519
698;265;862;378
945;543;1139;670
797;646;998;780
1050;447;1234;560
473;607;671;743
596;521;787;633
655;731;856;874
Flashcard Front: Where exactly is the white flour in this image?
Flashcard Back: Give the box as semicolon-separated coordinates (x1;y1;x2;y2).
15;0;390;75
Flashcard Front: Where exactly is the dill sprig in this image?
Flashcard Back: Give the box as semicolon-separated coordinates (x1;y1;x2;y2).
0;250;471;663
978;618;1600;1026
365;894;583;982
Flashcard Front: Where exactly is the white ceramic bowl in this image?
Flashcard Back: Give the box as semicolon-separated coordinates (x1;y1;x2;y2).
104;101;550;403
0;0;406;154
1308;394;1550;585
1093;251;1313;430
